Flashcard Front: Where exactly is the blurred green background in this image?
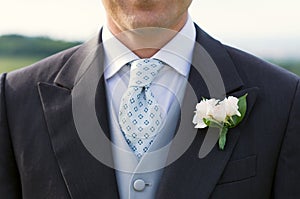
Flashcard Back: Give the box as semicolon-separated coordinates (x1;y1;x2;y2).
0;34;299;76
0;34;81;74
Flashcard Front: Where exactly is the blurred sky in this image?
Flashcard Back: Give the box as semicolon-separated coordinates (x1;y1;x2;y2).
1;0;300;59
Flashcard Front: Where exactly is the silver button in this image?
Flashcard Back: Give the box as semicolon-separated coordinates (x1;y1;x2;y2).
133;179;146;191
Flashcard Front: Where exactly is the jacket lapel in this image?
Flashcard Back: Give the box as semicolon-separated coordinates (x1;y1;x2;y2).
156;25;259;199
37;24;259;199
38;32;119;199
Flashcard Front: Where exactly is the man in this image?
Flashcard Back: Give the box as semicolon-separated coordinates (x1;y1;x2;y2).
0;0;299;198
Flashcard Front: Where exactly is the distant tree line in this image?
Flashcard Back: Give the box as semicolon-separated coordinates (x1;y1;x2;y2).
0;34;82;57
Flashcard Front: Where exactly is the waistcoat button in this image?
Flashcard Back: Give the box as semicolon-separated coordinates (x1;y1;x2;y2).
133;179;146;191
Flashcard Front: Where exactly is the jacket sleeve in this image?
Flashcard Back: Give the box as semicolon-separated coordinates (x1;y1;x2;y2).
0;73;22;198
273;79;300;198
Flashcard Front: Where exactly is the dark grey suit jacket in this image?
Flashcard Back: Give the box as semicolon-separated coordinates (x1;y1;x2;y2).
1;25;300;199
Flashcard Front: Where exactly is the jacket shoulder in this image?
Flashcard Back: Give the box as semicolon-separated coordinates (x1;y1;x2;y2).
224;45;299;87
5;45;81;87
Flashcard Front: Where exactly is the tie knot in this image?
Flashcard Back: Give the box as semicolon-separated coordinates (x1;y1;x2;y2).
128;58;164;87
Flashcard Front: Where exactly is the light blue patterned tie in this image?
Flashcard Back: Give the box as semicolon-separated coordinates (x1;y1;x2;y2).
119;58;164;159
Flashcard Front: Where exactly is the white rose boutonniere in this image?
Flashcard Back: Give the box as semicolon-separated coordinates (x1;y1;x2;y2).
193;94;248;150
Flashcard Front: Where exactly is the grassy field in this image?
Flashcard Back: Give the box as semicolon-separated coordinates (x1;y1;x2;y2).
0;56;44;74
1;55;300;76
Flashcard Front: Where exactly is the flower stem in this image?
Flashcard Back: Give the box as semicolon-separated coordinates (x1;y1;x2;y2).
219;127;229;150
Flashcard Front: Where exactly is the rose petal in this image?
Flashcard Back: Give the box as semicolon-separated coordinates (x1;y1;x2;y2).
224;96;240;117
195;122;207;129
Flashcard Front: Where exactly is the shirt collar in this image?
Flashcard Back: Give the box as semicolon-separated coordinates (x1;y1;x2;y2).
103;15;196;79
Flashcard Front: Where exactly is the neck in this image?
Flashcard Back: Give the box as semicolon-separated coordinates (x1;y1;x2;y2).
107;13;188;58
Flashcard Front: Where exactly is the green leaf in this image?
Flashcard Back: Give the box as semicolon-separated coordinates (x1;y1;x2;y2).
218;127;228;150
238;93;248;118
229;93;248;128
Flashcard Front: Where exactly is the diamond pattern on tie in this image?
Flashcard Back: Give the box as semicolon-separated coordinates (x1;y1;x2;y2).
119;58;164;159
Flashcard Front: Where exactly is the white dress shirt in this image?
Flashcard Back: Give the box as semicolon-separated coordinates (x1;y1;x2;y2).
103;15;196;120
102;15;196;199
